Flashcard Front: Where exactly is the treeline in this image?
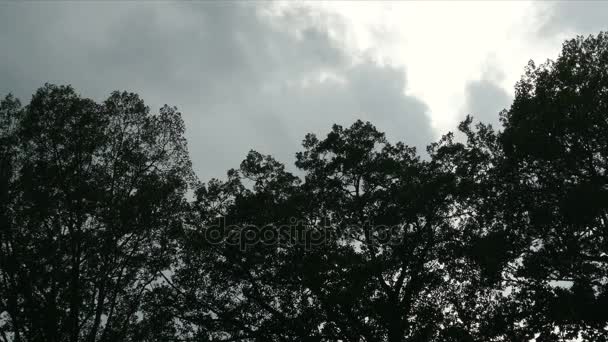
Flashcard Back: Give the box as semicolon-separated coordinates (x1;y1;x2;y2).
1;33;608;342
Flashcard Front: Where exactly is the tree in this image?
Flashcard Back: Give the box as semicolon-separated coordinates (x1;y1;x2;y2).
0;84;193;342
433;33;608;341
154;121;497;341
498;33;608;341
292;121;477;342
148;150;318;341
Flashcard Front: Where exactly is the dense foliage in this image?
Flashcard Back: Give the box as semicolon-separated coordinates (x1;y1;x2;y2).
1;33;607;342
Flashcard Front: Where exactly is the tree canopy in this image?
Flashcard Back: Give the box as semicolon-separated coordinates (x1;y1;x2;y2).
1;33;608;342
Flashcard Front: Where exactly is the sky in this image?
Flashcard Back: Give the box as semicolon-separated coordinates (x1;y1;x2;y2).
1;1;607;181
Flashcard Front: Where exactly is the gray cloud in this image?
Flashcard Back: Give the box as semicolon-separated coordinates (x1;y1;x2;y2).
461;60;512;130
540;1;608;36
0;2;434;180
463;80;511;129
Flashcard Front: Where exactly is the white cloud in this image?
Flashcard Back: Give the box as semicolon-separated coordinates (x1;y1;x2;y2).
299;1;569;132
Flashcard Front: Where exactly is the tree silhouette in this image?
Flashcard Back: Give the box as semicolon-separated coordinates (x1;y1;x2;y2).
154;121;489;341
0;85;193;342
498;33;608;341
1;32;608;342
431;33;608;341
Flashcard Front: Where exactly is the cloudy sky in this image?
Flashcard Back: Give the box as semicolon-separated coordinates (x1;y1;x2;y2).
1;1;606;180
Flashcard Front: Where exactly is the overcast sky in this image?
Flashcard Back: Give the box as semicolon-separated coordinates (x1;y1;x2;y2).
1;1;606;180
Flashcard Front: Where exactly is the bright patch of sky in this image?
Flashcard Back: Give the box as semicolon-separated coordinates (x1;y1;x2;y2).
291;1;567;133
